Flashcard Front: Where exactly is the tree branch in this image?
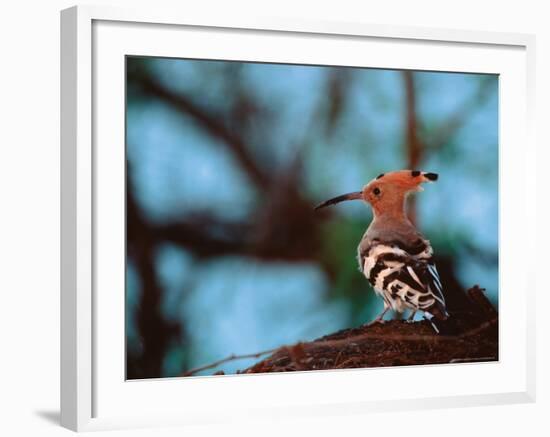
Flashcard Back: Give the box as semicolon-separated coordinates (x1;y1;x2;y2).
402;71;423;224
424;76;495;150
181;348;279;377
136;74;271;190
179;285;498;377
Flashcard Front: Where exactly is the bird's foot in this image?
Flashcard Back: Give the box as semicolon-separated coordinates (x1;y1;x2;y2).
361;307;391;327
362;317;386;327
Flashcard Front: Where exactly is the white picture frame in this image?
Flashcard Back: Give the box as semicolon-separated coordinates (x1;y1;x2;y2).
60;5;536;432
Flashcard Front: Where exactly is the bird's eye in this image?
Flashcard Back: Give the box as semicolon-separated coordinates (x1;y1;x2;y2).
373;187;381;195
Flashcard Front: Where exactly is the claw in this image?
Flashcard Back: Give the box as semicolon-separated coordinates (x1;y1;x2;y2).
362;318;386;327
406;310;417;322
363;305;391;327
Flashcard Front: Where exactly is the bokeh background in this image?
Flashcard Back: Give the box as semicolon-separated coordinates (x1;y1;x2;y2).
126;56;498;379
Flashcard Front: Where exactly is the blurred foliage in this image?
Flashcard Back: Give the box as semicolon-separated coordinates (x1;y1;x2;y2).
125;56;498;378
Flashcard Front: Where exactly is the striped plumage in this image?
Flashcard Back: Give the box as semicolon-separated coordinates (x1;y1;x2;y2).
358;237;448;326
315;169;449;333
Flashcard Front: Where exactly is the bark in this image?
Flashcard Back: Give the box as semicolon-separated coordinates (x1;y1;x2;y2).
239;285;497;374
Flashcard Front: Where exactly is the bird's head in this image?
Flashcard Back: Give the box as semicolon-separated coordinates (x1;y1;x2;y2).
314;170;438;216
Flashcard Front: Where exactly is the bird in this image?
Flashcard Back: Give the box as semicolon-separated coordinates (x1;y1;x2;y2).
315;170;449;333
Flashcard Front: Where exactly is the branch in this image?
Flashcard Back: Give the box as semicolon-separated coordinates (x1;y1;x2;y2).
403;70;423;170
181;348;278;377
179;285;498;376
126;173;183;379
402;71;422;224
136;74;270;189
126;158;321;266
152;219;251;258
425;76;495;150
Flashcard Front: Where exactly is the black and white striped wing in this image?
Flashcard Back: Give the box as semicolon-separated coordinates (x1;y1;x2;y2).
394;259;447;315
362;243;448;319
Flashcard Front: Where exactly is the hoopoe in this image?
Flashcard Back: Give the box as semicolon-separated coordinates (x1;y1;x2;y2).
315;170;449;333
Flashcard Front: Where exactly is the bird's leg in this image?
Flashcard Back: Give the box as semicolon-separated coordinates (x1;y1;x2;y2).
365;304;390;326
407;310;417;322
376;305;390;322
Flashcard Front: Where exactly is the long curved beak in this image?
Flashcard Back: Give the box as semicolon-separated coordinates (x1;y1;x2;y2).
314;191;363;210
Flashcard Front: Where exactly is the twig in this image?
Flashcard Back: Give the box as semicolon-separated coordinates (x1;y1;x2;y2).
182;347;279;377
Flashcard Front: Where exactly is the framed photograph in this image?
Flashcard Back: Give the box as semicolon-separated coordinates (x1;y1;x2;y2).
61;5;536;432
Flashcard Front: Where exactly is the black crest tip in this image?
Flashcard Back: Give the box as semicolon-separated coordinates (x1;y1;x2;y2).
424;172;439;181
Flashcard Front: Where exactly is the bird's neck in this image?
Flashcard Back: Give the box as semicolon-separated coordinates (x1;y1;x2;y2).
372;197;410;223
367;206;417;243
